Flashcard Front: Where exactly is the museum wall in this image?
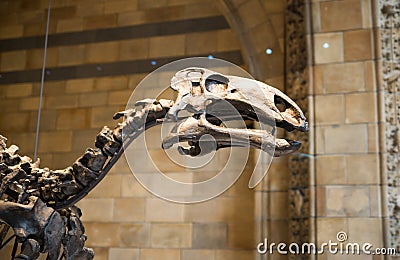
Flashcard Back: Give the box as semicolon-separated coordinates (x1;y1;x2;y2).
311;0;386;258
0;0;287;259
0;0;394;259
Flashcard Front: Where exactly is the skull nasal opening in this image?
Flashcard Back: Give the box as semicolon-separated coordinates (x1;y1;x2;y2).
274;95;288;112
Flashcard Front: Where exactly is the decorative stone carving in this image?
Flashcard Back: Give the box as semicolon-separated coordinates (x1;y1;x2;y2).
285;0;312;258
379;0;400;253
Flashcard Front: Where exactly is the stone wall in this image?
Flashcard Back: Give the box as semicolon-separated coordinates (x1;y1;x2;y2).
311;0;385;258
0;0;261;259
0;0;394;259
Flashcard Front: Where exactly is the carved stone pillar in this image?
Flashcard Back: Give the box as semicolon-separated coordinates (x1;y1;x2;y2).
285;0;313;259
378;0;400;253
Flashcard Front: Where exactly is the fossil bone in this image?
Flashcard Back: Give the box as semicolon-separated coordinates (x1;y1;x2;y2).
162;114;301;157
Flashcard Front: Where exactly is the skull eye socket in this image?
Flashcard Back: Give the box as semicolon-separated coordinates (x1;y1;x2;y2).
205;74;229;93
274;95;287;112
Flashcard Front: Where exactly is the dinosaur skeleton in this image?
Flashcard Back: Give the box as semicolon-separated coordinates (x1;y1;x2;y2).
0;68;308;259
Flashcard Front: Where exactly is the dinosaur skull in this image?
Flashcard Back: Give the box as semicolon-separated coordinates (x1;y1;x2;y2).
163;67;308;157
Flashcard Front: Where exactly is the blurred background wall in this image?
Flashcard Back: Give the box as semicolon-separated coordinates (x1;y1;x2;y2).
0;0;398;259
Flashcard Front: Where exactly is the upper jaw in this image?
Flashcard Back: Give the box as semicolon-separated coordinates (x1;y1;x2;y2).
222;76;309;133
